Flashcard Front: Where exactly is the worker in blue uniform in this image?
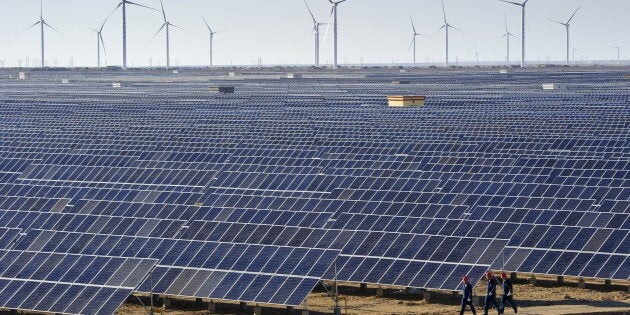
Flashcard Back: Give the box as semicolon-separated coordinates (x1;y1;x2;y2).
484;271;501;315
460;276;477;315
499;272;518;313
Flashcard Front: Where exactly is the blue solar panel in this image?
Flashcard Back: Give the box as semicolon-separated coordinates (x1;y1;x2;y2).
0;249;157;314
16;229;339;306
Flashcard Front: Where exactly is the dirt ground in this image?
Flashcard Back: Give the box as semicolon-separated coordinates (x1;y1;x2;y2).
117;276;630;315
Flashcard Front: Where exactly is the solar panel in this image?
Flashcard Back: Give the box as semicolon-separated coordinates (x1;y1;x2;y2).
0;249;157;315
180;220;507;290
15;229;340;306
0;210;186;238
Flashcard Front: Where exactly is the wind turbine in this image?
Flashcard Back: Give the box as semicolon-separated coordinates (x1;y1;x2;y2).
92;16;112;69
203;18;219;68
473;45;481;66
19;0;60;68
572;48;580;63
613;46;621;64
502;14;519;65
111;0;157;70
306;0;326;67
499;0;528;68
409;15;428;68
151;0;183;70
328;0;348;69
436;0;463;67
549;7;580;66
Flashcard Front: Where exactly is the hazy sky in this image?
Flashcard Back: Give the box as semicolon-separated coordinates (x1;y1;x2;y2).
0;0;627;67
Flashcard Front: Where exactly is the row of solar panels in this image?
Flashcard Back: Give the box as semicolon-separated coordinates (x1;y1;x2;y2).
0;226;157;315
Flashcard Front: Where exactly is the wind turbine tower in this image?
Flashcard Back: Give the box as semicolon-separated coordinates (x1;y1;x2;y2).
152;0;183;70
436;0;463;67
328;0;348;69
112;0;156;70
306;1;325;67
499;0;528;68
203;18;219;68
19;0;60;68
409;15;427;68
549;7;580;66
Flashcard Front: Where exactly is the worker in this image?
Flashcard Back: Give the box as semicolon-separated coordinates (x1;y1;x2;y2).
460;275;476;315
484;271;501;315
499;272;518;313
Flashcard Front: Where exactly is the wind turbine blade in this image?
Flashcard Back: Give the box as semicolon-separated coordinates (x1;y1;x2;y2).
99;19;108;32
410;15;417;34
450;24;466;35
43;21;62;36
17;21;41;35
408;37;415;51
441;0;447;23
170;23;185;31
567;7;580;23
320;6;334;48
99;33;107;56
522;0;529;5
202;17;213;33
548;18;565;26
432;24;446;37
499;0;522;6
304;0;317;25
100;3;120;31
150;23;166;42
126;1;159;12
160;0;167;22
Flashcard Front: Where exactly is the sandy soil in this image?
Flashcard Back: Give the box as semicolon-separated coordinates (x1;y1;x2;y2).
117;277;630;315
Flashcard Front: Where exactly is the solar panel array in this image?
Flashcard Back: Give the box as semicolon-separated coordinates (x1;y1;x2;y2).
0;69;628;313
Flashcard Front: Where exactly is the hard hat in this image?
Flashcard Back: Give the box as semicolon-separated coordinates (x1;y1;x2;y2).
486;271;493;278
463;276;469;282
501;272;507;279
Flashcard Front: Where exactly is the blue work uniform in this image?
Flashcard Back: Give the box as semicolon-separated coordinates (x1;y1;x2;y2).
484;278;501;315
460;282;476;315
500;278;518;313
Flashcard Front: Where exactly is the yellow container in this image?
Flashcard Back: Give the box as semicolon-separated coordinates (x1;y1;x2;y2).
388;95;425;107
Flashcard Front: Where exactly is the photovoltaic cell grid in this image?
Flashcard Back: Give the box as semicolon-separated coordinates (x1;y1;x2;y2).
331;213;629;280
0;228;21;249
15;229;340;306
0;69;628;312
182;220;507;290
0;250;157;315
0;210;186;238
